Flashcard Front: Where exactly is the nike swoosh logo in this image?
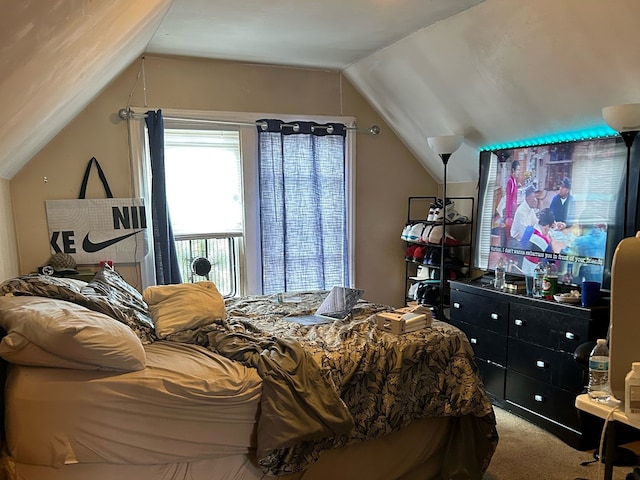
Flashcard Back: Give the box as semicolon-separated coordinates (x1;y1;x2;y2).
82;231;141;253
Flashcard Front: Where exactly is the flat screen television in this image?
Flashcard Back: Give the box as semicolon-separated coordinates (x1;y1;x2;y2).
474;136;635;292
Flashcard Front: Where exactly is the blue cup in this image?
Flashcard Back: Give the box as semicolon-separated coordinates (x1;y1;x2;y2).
581;281;601;307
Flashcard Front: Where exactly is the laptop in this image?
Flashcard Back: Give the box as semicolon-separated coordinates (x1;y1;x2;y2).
287;286;364;325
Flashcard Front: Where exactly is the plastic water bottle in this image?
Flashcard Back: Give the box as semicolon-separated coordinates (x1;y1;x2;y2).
494;257;506;290
625;362;640;420
588;339;610;402
533;262;545;298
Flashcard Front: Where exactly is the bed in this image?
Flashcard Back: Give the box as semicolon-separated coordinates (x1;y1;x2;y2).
0;268;498;480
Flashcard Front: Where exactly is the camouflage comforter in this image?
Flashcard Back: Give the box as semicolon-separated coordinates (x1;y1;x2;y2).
0;273;497;478
217;292;498;477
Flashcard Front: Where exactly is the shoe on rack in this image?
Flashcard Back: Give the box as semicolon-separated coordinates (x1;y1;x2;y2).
420;225;433;243
401;224;412;241
444;201;470;224
405;222;428;243
426;248;441;265
431;198;456;223
405;244;419;260
426;199;443;222
428;225;462;245
408;282;419;300
431;206;444;223
426;206;436;223
412;245;429;262
417;284;440;306
444;251;464;268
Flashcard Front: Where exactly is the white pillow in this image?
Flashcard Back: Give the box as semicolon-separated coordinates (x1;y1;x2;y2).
143;282;226;338
0;295;146;371
0;331;107;370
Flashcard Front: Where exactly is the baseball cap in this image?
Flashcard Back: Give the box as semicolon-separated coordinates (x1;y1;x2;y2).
559;177;571;189
40;252;78;276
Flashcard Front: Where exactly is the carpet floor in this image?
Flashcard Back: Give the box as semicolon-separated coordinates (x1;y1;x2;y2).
483;407;640;480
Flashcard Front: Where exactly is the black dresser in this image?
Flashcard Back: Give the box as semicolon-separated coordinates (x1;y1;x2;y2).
448;277;609;449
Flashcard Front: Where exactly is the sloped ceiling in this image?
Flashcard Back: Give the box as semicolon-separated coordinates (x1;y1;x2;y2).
145;0;484;70
0;0;173;179
2;0;640;183
344;0;640;182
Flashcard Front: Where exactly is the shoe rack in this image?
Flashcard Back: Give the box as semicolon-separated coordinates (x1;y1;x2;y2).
402;196;475;312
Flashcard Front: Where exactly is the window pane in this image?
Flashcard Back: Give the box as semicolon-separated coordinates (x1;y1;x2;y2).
164;129;243;235
164;128;243;295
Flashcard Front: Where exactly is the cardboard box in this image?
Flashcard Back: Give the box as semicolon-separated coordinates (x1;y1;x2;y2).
375;308;432;334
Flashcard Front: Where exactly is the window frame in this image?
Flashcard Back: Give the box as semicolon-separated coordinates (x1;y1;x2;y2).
127;108;357;294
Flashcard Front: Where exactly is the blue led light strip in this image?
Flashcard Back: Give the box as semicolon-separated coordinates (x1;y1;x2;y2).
479;126;619;152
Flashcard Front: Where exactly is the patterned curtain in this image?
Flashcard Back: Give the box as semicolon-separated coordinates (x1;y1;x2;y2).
258;119;348;294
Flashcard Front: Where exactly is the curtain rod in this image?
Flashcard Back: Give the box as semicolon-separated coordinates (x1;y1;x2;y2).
117;108;380;135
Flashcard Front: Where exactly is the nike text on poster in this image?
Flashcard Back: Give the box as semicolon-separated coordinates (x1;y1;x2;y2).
46;200;150;264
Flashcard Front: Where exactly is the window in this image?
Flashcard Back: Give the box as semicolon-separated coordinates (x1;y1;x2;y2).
164;128;242;296
129;109;356;295
257;121;350;293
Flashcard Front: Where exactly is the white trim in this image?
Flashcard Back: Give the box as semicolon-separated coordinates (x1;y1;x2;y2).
126;119;156;290
346;127;357;287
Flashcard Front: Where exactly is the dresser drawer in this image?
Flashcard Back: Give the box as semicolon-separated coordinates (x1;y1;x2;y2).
449;319;507;366
506;370;582;429
507;338;585;392
450;289;508;334
509;303;588;353
476;358;506;400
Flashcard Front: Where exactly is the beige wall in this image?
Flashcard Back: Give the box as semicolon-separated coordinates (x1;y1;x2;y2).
10;55;450;306
0;178;19;282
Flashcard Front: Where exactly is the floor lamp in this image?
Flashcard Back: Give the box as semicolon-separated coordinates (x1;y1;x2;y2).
602;103;640;238
600;103;640;468
427;135;463;319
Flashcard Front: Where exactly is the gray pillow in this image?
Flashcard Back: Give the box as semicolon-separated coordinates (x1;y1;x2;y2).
0;295;146;371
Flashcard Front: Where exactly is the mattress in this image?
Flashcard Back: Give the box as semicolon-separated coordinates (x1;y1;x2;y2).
8;415;452;480
0;274;497;479
5;341;262;468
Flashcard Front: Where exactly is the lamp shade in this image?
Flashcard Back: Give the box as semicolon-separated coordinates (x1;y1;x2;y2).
602;103;640;132
427;135;464;155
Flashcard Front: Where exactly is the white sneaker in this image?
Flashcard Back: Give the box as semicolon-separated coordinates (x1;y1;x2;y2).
406;223;428;243
428;225;461;245
432;206;444;223
401;224;412;240
444;201;469;223
426;200;442;222
419;225;432;243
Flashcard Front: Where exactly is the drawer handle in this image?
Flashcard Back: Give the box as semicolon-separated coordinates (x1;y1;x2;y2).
514;319;524;327
565;332;575;340
536;360;547;368
534;394;544;402
490;313;499;320
470;338;477;344
453;302;461;309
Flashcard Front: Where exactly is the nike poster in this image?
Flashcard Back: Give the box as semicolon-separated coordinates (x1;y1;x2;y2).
45;197;150;264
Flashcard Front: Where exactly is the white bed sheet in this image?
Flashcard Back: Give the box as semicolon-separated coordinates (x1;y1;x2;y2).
5;341;262;468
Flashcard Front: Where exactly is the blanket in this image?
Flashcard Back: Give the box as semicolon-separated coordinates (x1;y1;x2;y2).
215;292;497;477
0;273;497;478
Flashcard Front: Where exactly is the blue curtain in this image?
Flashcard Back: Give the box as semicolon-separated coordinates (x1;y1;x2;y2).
258;119;348;294
145;110;182;285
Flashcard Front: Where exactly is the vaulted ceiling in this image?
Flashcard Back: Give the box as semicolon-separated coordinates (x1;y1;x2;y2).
2;0;640;182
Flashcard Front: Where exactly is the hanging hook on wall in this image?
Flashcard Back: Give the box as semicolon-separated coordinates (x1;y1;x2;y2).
118;108;132;121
